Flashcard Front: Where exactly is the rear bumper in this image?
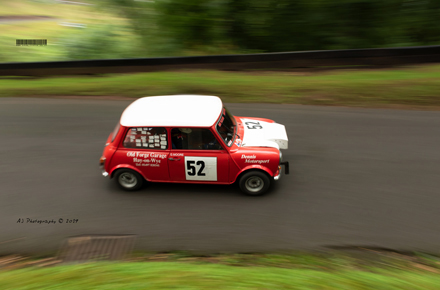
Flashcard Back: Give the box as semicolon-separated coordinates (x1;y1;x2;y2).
100;156;109;177
274;161;289;181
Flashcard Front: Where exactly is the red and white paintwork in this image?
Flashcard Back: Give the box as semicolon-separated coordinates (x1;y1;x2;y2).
100;95;289;185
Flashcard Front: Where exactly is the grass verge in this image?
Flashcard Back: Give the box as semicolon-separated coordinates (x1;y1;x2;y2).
1;65;440;109
2;251;440;289
1;260;440;289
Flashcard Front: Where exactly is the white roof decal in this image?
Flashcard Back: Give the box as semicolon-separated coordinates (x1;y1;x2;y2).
120;95;223;127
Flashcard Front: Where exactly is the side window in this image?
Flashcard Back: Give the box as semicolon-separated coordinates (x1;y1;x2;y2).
123;127;168;149
171;128;223;150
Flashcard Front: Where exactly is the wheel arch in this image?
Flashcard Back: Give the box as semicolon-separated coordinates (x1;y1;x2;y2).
109;165;148;181
234;165;273;183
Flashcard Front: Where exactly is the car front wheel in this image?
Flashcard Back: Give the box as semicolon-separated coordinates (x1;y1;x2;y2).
239;171;271;196
114;169;144;191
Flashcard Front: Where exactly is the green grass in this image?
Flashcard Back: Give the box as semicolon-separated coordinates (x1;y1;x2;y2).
1;261;440;290
4;251;440;289
1;65;440;108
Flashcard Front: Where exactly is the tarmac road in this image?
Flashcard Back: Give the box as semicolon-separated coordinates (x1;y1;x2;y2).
1;97;440;254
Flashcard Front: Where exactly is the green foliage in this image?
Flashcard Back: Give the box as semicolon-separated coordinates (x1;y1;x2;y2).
105;0;440;54
3;0;440;62
96;0;178;56
222;0;440;51
59;24;136;60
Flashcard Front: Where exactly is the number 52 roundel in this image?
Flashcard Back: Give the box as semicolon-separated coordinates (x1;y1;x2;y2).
184;156;217;181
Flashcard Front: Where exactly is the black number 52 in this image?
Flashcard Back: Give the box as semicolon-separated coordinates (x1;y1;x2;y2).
245;121;263;129
186;160;206;176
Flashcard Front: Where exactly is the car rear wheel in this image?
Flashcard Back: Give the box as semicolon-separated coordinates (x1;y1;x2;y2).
114;169;144;191
239;171;271;196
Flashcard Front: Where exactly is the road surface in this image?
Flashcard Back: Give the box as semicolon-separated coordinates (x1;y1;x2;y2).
1;97;440;254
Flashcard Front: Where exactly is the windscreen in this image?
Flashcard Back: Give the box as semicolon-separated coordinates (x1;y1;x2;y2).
216;107;236;147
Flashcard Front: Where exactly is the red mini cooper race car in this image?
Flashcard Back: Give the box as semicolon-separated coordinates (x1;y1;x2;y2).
100;95;289;196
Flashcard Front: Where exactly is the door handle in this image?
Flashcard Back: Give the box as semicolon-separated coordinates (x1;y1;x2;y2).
168;158;181;161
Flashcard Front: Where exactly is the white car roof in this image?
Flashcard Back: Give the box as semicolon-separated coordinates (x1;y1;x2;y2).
120;95;223;127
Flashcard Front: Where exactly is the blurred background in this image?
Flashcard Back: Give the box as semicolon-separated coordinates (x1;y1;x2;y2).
2;0;440;62
2;2;440;288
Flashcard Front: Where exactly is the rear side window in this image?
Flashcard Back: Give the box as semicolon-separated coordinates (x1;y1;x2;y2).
123;127;168;149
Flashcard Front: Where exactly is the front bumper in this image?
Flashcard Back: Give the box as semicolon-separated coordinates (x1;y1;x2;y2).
274;161;289;181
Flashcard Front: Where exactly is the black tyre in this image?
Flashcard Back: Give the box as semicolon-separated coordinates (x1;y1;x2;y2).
114;169;144;191
239;171;271;196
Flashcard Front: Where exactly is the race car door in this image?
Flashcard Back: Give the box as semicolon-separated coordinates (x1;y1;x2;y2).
168;127;229;183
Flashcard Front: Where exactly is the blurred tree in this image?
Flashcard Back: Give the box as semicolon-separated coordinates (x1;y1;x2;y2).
398;0;440;45
156;0;215;46
59;24;133;59
95;0;171;56
98;0;440;55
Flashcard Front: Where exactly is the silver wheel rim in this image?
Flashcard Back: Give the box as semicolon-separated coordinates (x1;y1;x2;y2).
119;172;138;188
245;176;264;193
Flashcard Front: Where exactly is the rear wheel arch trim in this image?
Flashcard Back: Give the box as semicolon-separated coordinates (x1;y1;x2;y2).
110;165;148;181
